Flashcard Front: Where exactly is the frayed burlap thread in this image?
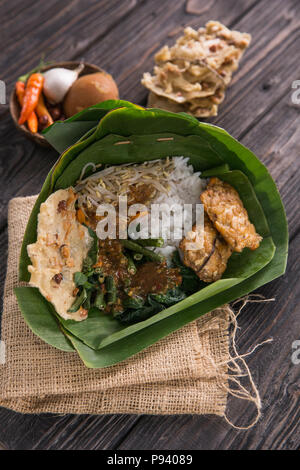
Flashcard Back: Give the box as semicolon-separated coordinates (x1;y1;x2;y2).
0;196;267;426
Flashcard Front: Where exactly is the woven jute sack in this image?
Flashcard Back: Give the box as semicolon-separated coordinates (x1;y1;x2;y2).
0;196;231;415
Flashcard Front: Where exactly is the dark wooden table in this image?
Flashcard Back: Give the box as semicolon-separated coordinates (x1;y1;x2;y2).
0;0;299;450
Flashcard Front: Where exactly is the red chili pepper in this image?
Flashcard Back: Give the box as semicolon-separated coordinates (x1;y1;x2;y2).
18;73;44;125
35;93;53;127
15;81;38;133
15;81;25;105
26;111;38;133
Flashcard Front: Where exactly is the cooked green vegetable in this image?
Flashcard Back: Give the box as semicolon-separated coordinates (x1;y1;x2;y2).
93;267;103;275
127;255;137;275
123;277;131;287
73;272;94;290
94;289;106;310
86;227;98;265
68;288;87;313
116;300;163;325
122;295;145;310
105;276;117;305
150;287;186;306
136;238;164;248
120;239;164;263
119;286;187;326
80;228;99;277
105;275;115;291
83;290;92;310
82;256;93;275
74;272;88;287
133;253;143;261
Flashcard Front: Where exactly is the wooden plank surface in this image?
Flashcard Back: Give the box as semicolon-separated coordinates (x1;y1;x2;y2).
0;0;299;450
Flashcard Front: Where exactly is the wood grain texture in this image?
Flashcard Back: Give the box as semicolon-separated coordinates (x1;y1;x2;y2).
0;441;7;450
0;0;138;88
0;0;299;450
32;415;140;450
0;409;139;450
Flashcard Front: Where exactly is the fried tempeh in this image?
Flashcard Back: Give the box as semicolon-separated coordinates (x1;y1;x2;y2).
199;235;232;283
200;178;262;252
180;214;232;283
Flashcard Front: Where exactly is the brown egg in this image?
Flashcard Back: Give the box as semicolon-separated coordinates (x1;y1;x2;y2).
63;72;119;117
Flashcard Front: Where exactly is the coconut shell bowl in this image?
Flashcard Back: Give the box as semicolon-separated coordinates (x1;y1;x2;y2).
10;61;104;147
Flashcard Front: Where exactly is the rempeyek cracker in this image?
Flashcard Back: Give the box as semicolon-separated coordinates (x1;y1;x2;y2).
143;60;225;103
142;21;251;118
148;88;225;118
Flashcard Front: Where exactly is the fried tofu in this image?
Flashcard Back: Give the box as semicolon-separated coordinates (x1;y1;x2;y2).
200;178;262;252
180;214;232;283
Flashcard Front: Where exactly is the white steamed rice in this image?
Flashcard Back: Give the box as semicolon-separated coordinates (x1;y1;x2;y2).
142;157;206;259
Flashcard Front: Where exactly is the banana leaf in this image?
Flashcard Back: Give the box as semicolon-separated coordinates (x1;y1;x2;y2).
40;169;275;351
42;100;143;153
16;101;288;368
14;286;74;352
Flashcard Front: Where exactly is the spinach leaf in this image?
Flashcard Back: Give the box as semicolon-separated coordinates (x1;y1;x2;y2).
150;287;186;306
81;228;98;276
117;289;186;325
122;295;145;310
116;302;163;325
74;272;88;287
86;227;98;265
68;288;87;313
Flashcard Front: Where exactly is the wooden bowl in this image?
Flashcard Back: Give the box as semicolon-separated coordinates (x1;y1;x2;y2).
10;61;103;147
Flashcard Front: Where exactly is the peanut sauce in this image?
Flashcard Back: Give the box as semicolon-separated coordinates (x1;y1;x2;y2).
95;239;182;303
129;262;182;298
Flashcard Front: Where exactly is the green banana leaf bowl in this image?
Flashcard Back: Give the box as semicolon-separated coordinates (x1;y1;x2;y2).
15;100;288;368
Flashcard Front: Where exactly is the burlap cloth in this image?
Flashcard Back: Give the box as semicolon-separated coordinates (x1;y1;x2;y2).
0;196;232;415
